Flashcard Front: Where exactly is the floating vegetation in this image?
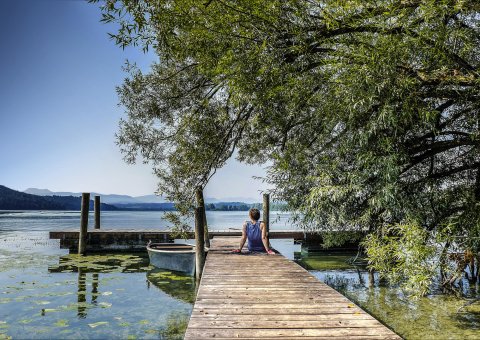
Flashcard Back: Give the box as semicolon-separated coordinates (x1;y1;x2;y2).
297;252;359;271
88;321;109;328
98;302;112;308
48;253;150;273
0;231;193;339
146;269;195;304
158;312;190;340
41;308;59;314
34;300;50;305
53;319;68;327
18;319;33;324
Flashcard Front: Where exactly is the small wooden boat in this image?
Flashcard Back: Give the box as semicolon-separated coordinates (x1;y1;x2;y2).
146;242;196;275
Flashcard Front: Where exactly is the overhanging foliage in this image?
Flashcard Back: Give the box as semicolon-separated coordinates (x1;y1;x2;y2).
91;0;480;295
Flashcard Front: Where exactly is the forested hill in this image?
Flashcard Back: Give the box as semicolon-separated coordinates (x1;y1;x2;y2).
0;185;118;211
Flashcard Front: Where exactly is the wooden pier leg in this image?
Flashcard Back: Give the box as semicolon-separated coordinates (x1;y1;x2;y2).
91;273;99;304
77;267;87;318
196;188;210;248
78;193;90;255
194;207;206;280
94;195;101;229
263;193;270;247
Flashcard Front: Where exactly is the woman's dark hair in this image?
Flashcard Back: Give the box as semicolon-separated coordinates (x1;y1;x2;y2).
249;208;261;221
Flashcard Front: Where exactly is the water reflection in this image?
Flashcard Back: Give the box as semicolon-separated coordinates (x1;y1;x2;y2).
92;273;99;305
298;252;480;339
77;268;87;318
48;253;150;273
146;269;196;304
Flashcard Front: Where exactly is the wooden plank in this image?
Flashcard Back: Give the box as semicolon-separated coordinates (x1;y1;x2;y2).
187;319;386;329
191;308;373;315
184;236;400;339
183;337;396;340
184;328;398;338
189;313;375;319
195;299;361;310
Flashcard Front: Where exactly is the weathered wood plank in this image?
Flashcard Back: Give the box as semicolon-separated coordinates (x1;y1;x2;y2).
194;303;363;309
183;337;397;340
184;237;400;339
187;319;386;329
191;308;373;315
184;328;398;338
189;314;375;321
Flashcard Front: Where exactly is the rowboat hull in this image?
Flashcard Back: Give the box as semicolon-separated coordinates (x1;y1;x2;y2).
147;243;196;275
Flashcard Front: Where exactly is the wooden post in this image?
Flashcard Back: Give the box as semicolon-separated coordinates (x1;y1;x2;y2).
196;188;210;248
78;193;90;255
94;195;101;229
194;207;206;280
263;193;270;245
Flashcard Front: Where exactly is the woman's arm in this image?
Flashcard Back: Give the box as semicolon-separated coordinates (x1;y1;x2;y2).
238;222;247;251
260;222;274;254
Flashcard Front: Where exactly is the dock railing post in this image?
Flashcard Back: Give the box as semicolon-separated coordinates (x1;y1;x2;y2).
78;193;90;255
94;195;100;229
194;207;206;280
263;193;270;246
196;188;210;248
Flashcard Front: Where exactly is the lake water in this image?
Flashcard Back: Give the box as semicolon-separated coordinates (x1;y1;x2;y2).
0;210;297;339
1;211;479;339
0;210;294;232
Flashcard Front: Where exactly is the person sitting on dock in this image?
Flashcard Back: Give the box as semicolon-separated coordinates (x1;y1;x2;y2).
232;208;275;254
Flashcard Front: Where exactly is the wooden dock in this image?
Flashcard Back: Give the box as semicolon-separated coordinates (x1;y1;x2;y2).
49;229;337;252
184;237;400;339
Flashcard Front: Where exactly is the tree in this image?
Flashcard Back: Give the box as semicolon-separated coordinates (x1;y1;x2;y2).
91;0;480;295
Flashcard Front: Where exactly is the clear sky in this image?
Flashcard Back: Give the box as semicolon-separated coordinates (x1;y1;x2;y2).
0;0;268;199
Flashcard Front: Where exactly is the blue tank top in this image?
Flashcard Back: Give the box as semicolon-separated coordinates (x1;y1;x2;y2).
246;221;265;252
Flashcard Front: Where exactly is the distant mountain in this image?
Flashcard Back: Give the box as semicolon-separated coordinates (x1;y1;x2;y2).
24;188;166;204
22;188;263;207
24;188;56;196
113;203;175;211
1;185;118;211
1;186;64;210
205;196;259;204
131;194;168;203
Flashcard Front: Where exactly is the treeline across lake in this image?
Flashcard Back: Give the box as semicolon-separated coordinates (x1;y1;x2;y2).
0;185;117;211
0;185;287;211
206;203;287;211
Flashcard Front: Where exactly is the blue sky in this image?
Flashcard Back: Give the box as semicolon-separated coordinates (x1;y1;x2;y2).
0;0;268;198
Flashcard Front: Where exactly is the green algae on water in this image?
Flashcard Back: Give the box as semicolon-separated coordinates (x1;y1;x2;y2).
0;233;195;340
298;253;358;270
48;253;150;273
147;269;195;304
